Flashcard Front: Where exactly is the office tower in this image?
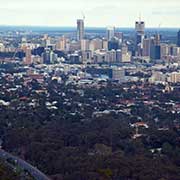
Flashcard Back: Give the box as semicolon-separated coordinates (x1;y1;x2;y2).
150;35;161;60
80;39;89;51
56;36;66;51
108;38;119;50
154;34;161;46
69;53;81;64
160;44;170;59
150;45;161;60
112;67;125;83
172;47;180;57
115;32;123;43
106;27;115;41
69;41;81;51
50;51;58;64
42;48;51;64
177;30;180;47
116;49;122;63
102;39;108;50
135;20;145;53
121;45;132;63
25;47;32;65
142;38;151;57
46;37;51;47
93;50;107;63
89;38;103;52
32;47;45;56
77;19;85;41
81;50;92;64
107;50;116;63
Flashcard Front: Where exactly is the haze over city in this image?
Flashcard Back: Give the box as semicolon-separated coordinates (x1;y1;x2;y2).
0;0;180;27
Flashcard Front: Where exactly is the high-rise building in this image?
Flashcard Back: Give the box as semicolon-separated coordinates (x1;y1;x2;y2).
50;51;58;64
89;38;103;52
150;35;161;60
177;30;180;47
42;48;51;64
142;38;151;57
160;44;170;59
106;27;115;41
150;45;161;60
81;50;92;64
108;38;119;50
25;47;32;65
135;20;145;53
135;21;145;33
107;50;116;63
154;34;161;46
93;50;107;63
172;47;180;57
102;39;108;50
114;32;123;43
112;67;125;83
121;45;132;63
77;19;85;41
116;49;122;63
56;36;66;51
69;53;81;64
80;39;89;51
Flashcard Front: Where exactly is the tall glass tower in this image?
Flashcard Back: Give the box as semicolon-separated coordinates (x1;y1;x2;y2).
77;19;85;41
177;30;180;47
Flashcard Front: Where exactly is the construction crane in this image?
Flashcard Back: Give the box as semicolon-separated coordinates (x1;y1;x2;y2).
12;48;19;60
81;11;85;21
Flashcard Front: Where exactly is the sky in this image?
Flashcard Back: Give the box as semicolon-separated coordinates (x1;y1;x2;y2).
0;0;180;27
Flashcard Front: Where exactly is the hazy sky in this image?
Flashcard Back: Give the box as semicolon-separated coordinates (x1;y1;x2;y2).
0;0;180;27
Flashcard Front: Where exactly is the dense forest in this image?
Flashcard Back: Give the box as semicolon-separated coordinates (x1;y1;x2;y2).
0;76;180;180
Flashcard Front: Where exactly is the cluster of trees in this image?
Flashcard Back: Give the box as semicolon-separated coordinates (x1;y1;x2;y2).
0;80;180;179
0;160;22;180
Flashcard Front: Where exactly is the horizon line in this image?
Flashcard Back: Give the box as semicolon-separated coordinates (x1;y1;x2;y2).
0;24;179;29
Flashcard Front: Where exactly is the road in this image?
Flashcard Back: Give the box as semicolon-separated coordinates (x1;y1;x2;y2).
0;149;50;180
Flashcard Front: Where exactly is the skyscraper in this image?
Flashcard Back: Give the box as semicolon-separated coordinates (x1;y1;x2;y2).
142;38;151;57
150;35;161;61
25;47;32;65
42;48;51;64
56;36;66;51
135;21;145;33
108;38;119;50
177;30;180;47
77;19;85;41
135;20;145;53
106;27;115;41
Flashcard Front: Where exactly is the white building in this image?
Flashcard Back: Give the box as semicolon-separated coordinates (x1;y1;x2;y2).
112;67;125;83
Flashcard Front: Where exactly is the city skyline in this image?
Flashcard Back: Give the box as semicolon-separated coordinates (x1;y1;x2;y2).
0;0;180;27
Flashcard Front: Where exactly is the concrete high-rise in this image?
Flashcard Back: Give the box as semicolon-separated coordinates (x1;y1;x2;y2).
77;19;85;41
135;20;145;53
142;38;151;57
25;47;32;65
56;36;66;51
106;27;115;41
177;30;180;47
112;67;125;83
135;21;145;33
150;35;161;61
